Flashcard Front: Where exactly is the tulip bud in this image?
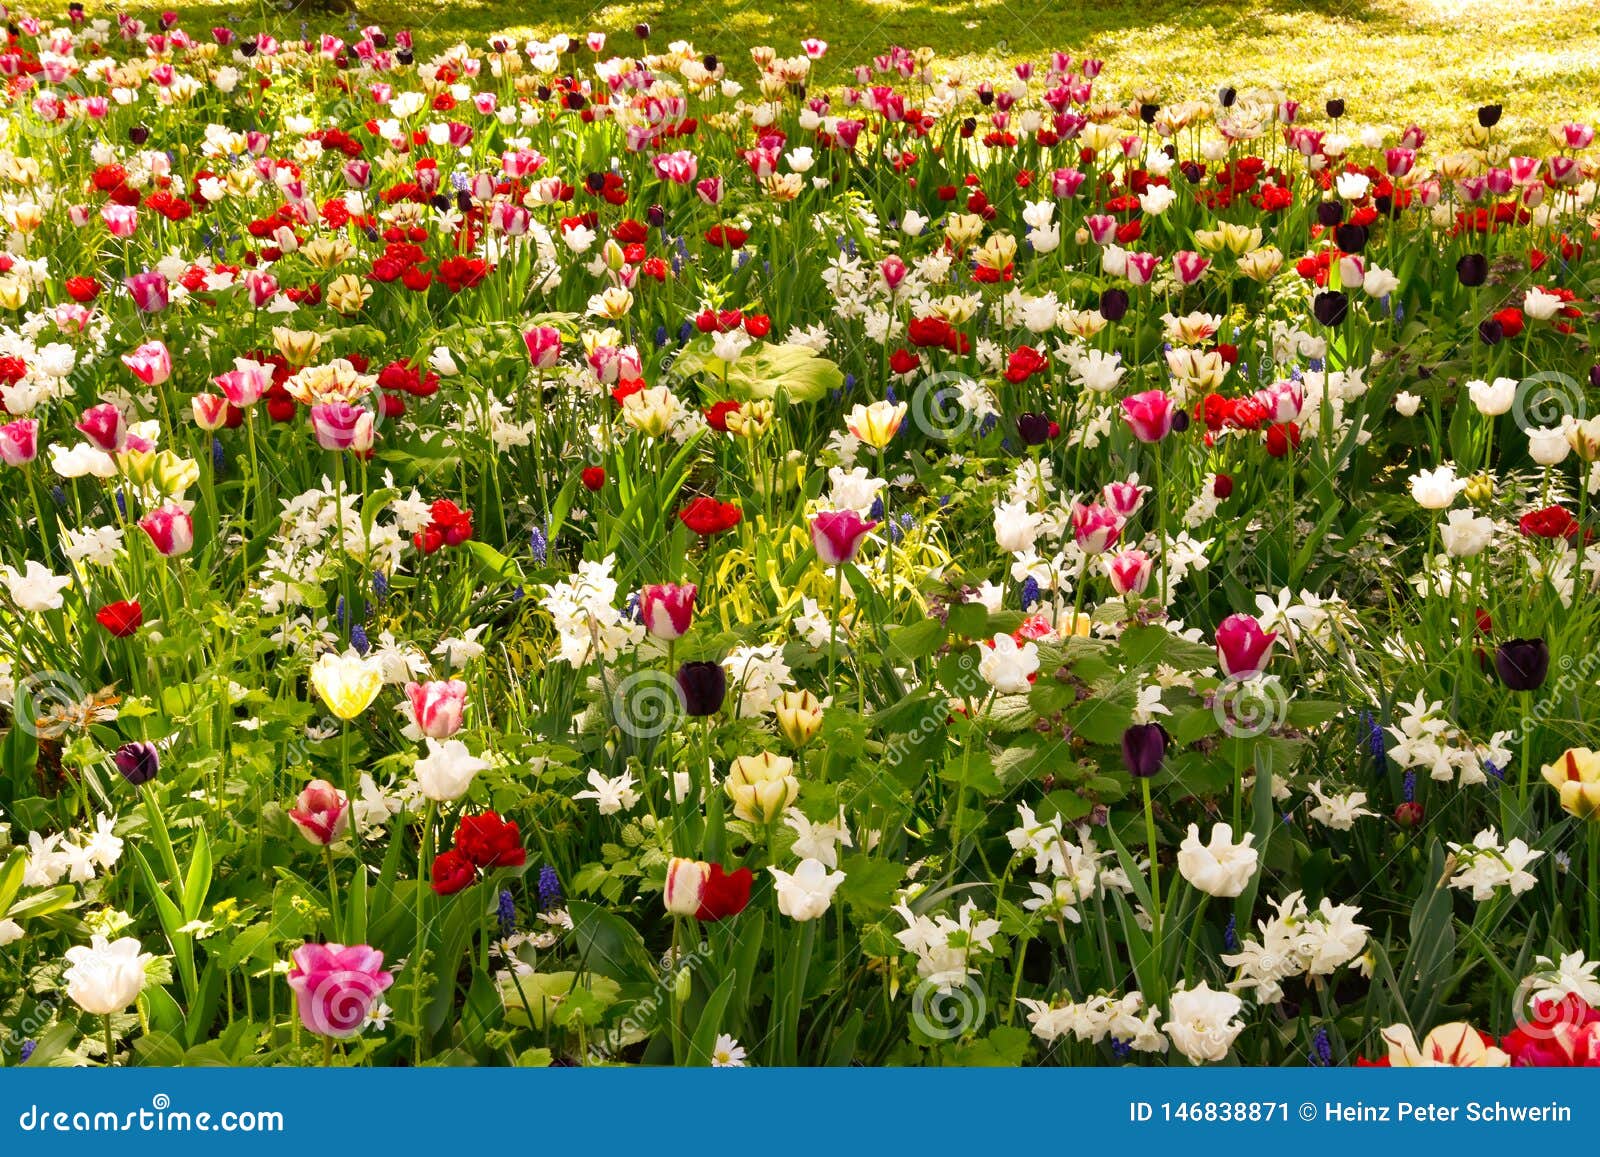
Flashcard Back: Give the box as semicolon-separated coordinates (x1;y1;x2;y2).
774;690;823;749
1494;638;1550;692
113;741;160;786
663;857;708;917
1121;723;1169;778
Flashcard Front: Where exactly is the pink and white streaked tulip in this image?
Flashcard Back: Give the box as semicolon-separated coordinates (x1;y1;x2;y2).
1105;548;1154;596
1071;502;1123;555
120;340;172;386
639;582;697;640
404;679;468;739
309;403;375;453
285;942;392;1038
0;418;38;466
139;504;195;557
810;510;878;566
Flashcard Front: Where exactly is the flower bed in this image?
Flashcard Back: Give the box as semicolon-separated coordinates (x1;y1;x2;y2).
1;12;1598;1068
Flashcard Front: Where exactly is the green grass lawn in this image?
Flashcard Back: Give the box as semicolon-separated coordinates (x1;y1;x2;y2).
32;0;1600;144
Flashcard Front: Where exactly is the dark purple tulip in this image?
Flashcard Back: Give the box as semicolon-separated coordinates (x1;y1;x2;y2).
1589;364;1600;391
1218;86;1237;108
1456;253;1488;287
1121;723;1169;779
1478;104;1502;128
1316;201;1344;228
1494;638;1549;692
113;741;160;786
676;661;727;717
1313;291;1348;327
1098;288;1129;322
1139;103;1159;125
1478;318;1503;345
1325;98;1345;119
1333;223;1368;253
1015;413;1050;446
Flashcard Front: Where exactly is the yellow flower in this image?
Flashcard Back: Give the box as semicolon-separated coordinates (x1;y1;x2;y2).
1379;1023;1509;1067
845;401;907;450
1541;748;1600;820
724;751;799;823
272;326;325;368
725;400;773;441
620;385;680;439
309;651;384;721
0;275;30;310
1236;245;1284;283
325;274;372;316
774;690;823;749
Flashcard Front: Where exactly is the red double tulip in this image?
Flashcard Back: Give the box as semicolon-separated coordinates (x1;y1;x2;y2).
96;600;143;638
678;496;742;537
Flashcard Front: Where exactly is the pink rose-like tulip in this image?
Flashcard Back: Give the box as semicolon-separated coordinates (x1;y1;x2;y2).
102;204;139;238
1215;613;1278;679
139;504;194;557
404;679;468;739
0;418;38;466
1071;502;1123;555
639;582;697;640
811;510;878;566
523;326;563;369
125;271;169;313
120;340;172;386
1121;389;1175;443
77;403;128;452
285;943;393;1039
309;402;375;452
288;779;349;846
1105;548;1153;596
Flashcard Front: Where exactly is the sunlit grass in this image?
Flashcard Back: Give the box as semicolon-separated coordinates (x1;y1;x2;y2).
32;0;1600;145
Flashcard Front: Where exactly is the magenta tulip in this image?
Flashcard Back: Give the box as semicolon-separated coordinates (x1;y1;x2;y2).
139;504;195;557
1121;389;1175;443
811;510;878;566
0;418;38;466
640;582;697;640
285;943;393;1039
1215;613;1278;679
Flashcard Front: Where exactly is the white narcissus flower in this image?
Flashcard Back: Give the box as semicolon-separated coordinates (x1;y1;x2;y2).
1176;823;1258;898
978;634;1039;696
63;934;154;1015
768;858;845;921
413;738;487;802
1164;982;1245;1063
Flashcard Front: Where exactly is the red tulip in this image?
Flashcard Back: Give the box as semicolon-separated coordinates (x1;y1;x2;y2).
1215;613;1277;679
96;600;143;638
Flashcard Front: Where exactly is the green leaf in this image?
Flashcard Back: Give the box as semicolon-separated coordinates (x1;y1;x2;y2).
838;855;904;920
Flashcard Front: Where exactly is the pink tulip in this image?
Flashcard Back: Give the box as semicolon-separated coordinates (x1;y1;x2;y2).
124;271;169;313
523;326;563;369
1105;548;1153;596
1051;167;1086;197
1172;251;1210;286
695;176;724;206
1124;251;1160;286
77;403;128;452
879;256;908;292
1255;381;1305;424
652;150;698;184
639;583;698;640
811;510;878;566
404;679;468;739
1215;613;1278;679
1121;389;1175;443
101;204;139;238
1084;214;1117;244
243;270;279;308
1558;123;1594;150
1102;479;1146;518
215;361;273;407
342;159;371;188
288;779;349;847
192;395;229;431
285;942;393;1038
139;504;195;557
1071;502;1122;555
120;340;172;386
309;403;375;452
0;418;38;466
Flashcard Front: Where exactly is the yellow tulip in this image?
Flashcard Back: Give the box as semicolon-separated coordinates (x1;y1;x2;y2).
1542;748;1600;820
774;690;823;749
724;751;799;824
310;651;384;721
846;401;907;450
